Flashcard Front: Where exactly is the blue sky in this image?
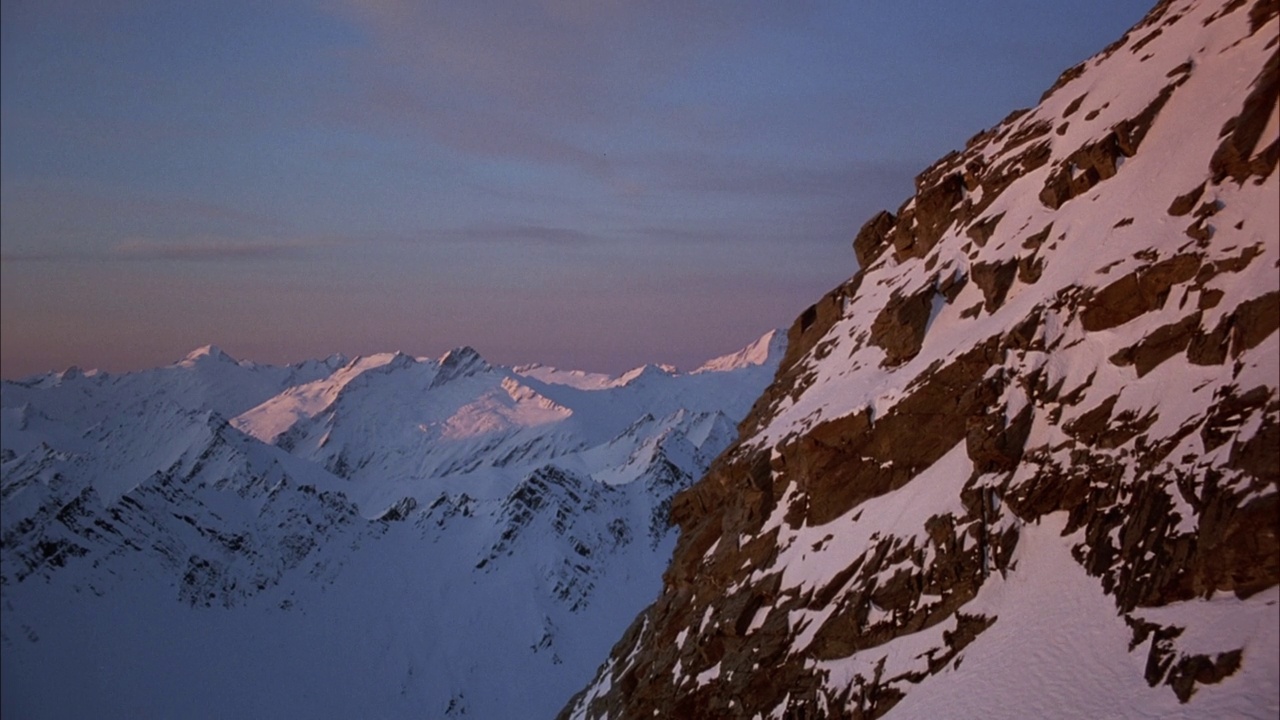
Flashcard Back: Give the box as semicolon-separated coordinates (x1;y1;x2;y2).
1;1;1154;377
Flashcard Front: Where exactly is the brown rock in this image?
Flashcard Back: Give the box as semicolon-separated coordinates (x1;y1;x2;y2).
938;269;969;303
869;285;935;366
966;404;1034;473
790;339;1005;527
1022;223;1054;250
1079;254;1201;331
1185;218;1214;242
1167;182;1206;216
892;173;966;262
1041;84;1178;209
853;210;898;269
1250;0;1279;31
1114;82;1178;156
1018;254;1045;284
1229;408;1279;486
1186;318;1231;365
1229;290;1280;357
966;212;1005;247
1063;94;1088;117
1110;312;1203;376
1197;288;1225;310
971;258;1020;312
1041;62;1087;103
1187;290;1280;366
1210;50;1278;183
1064;395;1120;445
1167;650;1243;702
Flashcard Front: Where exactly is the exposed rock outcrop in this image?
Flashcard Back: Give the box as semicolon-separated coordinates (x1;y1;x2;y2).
564;2;1279;717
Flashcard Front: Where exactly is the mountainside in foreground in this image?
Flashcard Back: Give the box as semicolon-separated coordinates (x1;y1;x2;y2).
0;332;784;719
564;1;1279;717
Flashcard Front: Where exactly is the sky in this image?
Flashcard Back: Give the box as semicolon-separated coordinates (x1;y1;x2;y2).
0;1;1156;378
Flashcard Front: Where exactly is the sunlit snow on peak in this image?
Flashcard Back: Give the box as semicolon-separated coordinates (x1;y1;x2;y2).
694;328;787;374
178;344;236;367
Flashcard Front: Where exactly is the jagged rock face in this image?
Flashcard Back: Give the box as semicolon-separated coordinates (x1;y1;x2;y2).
564;2;1280;718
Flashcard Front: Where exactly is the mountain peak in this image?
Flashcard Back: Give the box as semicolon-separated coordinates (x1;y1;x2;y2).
694;329;786;374
613;363;677;387
386;351;417;370
438;345;485;365
178;344;237;367
430;346;491;388
32;365;103;387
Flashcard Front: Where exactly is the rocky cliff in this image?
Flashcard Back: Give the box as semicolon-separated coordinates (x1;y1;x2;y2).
563;1;1280;717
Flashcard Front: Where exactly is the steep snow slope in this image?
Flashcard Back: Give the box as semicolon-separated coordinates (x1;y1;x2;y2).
564;1;1279;718
1;333;784;719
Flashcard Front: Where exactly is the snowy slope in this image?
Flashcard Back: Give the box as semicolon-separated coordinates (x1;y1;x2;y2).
565;2;1279;718
232;339;782;513
0;332;784;719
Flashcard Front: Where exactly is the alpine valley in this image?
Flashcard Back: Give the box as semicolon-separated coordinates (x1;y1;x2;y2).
1;332;785;718
564;0;1279;718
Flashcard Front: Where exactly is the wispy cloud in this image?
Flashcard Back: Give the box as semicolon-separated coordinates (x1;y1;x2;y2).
1;236;323;264
436;223;598;247
0;251;69;265
108;236;316;262
623;154;922;200
1;184;284;230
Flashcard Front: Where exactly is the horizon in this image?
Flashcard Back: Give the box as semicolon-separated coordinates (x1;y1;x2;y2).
16;325;783;381
1;1;1154;379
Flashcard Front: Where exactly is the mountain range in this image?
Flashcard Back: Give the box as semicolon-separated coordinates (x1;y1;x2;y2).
1;332;785;718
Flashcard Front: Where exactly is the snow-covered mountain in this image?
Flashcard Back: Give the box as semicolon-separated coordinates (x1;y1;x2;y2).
0;332;785;719
565;1;1279;718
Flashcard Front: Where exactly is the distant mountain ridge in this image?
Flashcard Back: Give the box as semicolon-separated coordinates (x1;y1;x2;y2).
564;1;1279;717
0;332;784;719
